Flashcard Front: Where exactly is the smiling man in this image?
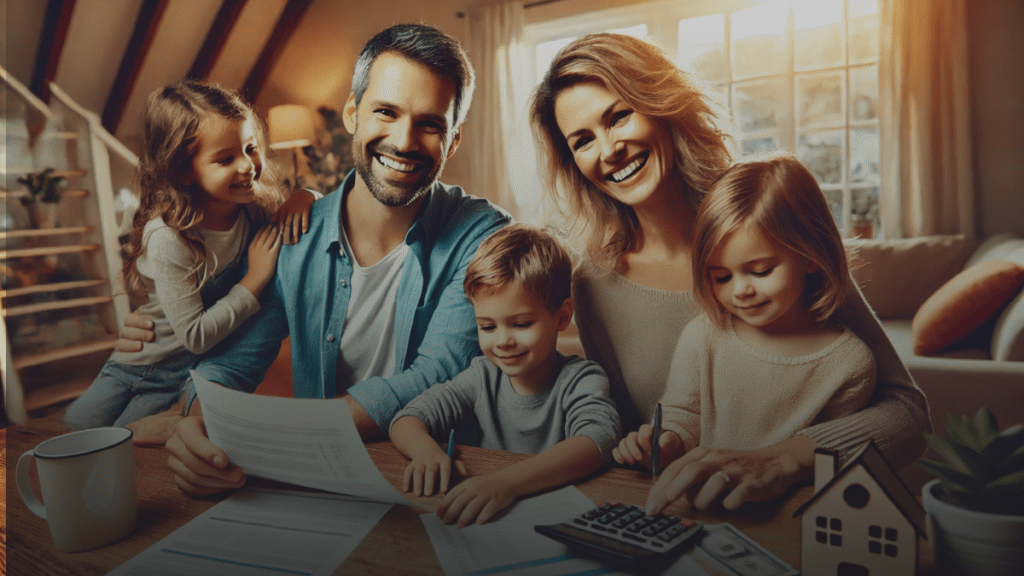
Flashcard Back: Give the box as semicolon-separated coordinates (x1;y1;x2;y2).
151;24;510;496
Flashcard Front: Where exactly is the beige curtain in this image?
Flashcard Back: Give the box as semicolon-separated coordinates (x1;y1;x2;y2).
879;0;975;238
465;0;534;221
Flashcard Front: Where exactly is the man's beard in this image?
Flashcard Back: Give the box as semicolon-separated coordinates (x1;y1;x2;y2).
352;139;442;208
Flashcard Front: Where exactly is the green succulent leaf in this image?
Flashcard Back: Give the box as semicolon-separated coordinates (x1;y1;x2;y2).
919;458;977;491
924;432;975;475
984;470;1024;489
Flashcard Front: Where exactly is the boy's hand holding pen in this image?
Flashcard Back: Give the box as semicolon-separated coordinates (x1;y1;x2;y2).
398;423;466;497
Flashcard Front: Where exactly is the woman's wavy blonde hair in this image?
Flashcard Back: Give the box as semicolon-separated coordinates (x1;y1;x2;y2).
530;33;733;269
692;154;852;328
122;79;283;297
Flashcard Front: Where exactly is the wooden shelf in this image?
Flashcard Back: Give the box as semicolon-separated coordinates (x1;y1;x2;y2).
2;279;107;298
1;243;101;259
2;295;113;317
0;225;93;239
12;337;117;370
25;375;93;412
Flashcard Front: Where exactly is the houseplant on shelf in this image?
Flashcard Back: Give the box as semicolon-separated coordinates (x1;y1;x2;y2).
298;107;353;194
919;408;1024;575
16;167;65;229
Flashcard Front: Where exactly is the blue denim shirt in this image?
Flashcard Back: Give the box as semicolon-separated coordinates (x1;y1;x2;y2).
189;171;511;432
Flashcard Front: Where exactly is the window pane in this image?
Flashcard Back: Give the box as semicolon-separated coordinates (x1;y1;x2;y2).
850;127;880;183
850;65;878;122
797;130;844;184
734;77;786;133
731;5;787;79
849;1;879;63
851;187;880;238
794;0;844;70
535;36;577;82
797;71;845;128
741;137;780;156
678;15;727;84
823;188;844;232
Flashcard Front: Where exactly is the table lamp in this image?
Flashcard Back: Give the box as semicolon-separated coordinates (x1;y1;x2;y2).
268;104;316;188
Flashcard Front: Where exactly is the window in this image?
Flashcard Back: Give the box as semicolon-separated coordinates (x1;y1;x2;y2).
868;524;899;557
814;515;844;546
524;0;880;237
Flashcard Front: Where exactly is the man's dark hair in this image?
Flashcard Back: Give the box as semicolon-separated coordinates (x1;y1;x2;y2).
352;23;476;128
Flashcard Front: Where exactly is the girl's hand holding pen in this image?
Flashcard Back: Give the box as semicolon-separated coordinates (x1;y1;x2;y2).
612;424;684;470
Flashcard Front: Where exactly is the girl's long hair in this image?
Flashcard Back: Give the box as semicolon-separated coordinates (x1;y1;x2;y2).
122;79;283;297
530;33;733;269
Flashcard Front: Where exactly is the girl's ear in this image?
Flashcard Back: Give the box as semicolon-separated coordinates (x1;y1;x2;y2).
555;298;574;331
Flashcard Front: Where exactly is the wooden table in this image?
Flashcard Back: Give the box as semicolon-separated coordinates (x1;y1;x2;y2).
2;415;936;575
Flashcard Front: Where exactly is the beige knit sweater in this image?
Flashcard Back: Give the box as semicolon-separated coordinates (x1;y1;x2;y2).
661;315;876;452
572;260;930;468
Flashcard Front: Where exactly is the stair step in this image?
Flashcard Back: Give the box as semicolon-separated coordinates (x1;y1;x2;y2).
1;243;101;259
12;337;118;370
2;279;108;298
0;225;93;239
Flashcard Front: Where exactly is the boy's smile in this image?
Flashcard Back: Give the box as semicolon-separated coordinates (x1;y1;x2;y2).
471;284;573;396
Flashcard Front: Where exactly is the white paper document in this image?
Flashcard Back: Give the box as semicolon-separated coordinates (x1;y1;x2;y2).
192;370;410;504
420;486;712;576
106;487;391;576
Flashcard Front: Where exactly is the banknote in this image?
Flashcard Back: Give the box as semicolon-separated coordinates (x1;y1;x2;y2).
690;523;798;576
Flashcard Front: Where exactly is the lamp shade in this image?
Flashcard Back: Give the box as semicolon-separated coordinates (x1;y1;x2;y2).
268;104;316;149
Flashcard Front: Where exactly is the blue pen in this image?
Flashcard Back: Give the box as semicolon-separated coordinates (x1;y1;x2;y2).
446;429;455;460
651;403;662;476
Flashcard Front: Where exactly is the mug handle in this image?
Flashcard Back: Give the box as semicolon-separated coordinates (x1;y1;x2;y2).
16;451;48;519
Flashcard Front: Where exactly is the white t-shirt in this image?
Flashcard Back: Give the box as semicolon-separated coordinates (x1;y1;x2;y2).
336;227;408;392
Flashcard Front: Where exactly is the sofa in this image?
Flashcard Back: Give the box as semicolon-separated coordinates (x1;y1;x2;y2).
848;233;1024;490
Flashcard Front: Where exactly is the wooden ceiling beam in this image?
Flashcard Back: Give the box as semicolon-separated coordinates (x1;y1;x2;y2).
188;0;249;80
102;0;169;133
242;0;314;102
30;0;77;103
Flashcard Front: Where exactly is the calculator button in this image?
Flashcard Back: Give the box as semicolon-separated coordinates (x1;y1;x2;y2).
573;519;588;526
622;533;647;544
607;529;617;535
591;524;607;532
582;509;603;520
612;519;630;529
651;541;663;548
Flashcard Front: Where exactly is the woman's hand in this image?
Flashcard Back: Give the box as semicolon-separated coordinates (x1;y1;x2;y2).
436;472;521;527
239;225;282;298
645;436;815;515
612;424;684;469
273;189;317;245
402;448;468;497
116;310;156;352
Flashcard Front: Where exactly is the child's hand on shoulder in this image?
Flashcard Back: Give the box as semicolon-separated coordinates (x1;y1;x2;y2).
273;189;318;245
613;424;684;470
402;450;467;497
239;225;282;298
436;472;520;528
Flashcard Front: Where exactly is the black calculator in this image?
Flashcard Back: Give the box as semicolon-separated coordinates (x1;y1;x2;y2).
534;501;703;569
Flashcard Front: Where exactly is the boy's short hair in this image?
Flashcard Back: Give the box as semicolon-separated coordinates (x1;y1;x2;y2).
464;224;572;313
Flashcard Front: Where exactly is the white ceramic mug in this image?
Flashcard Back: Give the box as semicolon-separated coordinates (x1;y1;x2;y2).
16;427;137;552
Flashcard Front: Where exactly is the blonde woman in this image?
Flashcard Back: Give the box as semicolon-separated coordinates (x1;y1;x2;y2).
530;33;928;513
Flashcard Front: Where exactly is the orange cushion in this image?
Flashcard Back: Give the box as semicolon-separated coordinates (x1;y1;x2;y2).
912;261;1024;355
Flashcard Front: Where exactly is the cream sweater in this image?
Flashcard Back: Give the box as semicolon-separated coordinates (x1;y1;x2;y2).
572;260;930;468
662;315;876;452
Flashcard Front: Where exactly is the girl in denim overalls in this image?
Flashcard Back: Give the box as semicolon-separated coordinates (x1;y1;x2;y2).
65;79;310;429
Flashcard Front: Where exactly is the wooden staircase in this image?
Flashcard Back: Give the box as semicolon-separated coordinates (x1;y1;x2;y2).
2;68;136;424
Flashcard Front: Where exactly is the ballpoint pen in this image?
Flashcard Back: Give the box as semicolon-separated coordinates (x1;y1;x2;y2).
651;403;662;476
446;429;456;474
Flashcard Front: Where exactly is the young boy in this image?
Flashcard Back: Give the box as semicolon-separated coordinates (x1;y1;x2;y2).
389;224;621;527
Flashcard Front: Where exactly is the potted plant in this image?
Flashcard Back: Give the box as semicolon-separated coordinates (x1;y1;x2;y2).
919;408;1024;575
16;167;66;229
298;107;353;194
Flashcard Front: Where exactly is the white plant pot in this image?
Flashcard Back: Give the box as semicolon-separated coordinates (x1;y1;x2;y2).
922;479;1024;576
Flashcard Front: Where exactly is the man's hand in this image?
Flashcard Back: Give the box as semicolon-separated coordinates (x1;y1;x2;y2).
165;415;246;496
116;310;156;353
125;402;185;445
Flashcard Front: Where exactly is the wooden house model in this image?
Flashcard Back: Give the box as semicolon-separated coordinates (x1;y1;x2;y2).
793;439;927;576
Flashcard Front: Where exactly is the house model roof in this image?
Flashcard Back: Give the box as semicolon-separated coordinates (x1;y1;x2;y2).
793;439;928;538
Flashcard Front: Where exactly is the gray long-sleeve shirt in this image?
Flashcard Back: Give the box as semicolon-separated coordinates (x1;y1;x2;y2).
391;353;621;467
